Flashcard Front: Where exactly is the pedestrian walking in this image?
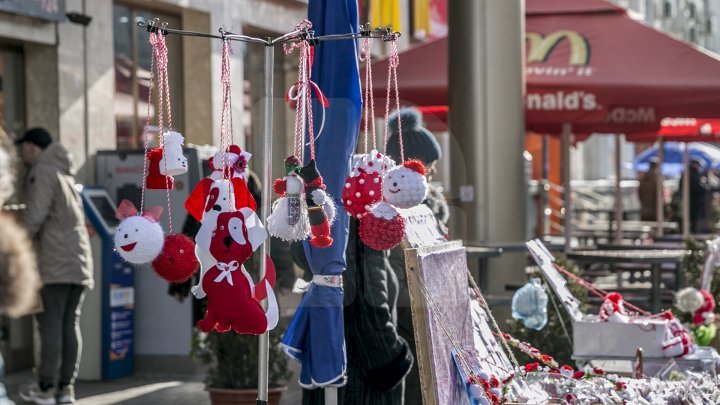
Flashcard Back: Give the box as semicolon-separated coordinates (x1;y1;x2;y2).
15;128;93;405
638;159;659;222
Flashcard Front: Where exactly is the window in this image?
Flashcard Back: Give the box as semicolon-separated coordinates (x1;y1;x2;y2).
113;4;183;149
0;46;24;138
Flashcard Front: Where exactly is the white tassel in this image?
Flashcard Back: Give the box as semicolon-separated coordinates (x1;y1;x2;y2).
267;197;311;241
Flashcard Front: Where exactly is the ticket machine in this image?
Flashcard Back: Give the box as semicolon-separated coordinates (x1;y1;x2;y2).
79;188;134;380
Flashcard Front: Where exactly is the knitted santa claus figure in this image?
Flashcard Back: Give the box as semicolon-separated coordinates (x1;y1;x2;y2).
342;150;395;219
267;156;311;242
208;144;252;181
692;289;716;326
114;200;165;264
598;292;629;323
298;160;334;248
146;147;174;190
382;160;428;209
359;201;405;251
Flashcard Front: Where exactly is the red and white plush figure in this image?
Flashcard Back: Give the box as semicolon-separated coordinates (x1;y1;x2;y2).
152;234;198;282
186;179;265;299
662;311;695;358
114;200;165;264
382;160;428;209
185;174;256;223
267;156;310;242
196;210;278;335
159;131;188;176
342;151;394;219
146;147;174;190
359;202;405;250
598;292;629;323
692;289;717;326
208;144;252;181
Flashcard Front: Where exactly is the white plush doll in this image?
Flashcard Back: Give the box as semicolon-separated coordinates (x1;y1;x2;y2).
382;160;428;209
209;144;252;181
159;131;188;176
114;200;165;264
267;156;311;242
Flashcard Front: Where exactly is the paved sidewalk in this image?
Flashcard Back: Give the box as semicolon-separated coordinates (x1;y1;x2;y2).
4;367;302;404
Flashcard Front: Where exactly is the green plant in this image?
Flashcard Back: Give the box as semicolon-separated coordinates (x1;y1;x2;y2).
506;258;589;366
191;325;292;389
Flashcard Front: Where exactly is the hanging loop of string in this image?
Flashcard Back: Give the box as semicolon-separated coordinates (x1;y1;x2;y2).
360;37;377;154
140;33;159;213
286;38;320;161
383;37;403;162
219;38;234;175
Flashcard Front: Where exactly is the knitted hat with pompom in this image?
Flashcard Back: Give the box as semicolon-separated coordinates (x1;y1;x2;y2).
386;107;441;165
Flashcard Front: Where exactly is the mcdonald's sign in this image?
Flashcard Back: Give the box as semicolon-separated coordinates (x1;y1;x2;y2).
526;31;590;66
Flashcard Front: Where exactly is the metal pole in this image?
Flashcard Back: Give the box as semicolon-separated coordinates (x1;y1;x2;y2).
325;387;338;404
562;123;572;252
655;138;665;236
615;134;623;242
257;41;274;405
541;134;549;237
82;0;90;184
682;145;690;239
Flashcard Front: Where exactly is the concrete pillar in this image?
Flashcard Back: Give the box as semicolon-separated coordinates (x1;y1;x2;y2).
56;0;115;183
449;0;526;296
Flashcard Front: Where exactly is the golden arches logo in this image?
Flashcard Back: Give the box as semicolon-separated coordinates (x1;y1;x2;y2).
526;31;590;66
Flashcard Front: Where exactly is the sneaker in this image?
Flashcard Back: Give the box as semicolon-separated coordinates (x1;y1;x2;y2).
19;383;56;405
55;385;75;404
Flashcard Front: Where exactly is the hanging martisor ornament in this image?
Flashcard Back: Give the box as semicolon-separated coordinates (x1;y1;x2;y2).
208;144;252;181
342;37;394;219
359;201;405;250
159;131;188;176
142;29;198;281
271;34;334;247
197;209;278;335
360;34;420;250
267;156;311;241
299;160;334;247
114;200;165;264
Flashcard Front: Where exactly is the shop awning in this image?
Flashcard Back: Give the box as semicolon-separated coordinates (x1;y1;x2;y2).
371;0;720;134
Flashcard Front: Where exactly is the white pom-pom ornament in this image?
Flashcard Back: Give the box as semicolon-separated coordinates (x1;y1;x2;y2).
382;160;428;209
159;131;188;176
113;200;165;264
675;287;705;313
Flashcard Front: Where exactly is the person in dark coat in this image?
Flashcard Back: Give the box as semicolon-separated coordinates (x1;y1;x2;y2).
297;218;414;404
679;158;710;233
385;108;448;405
638;159;659;222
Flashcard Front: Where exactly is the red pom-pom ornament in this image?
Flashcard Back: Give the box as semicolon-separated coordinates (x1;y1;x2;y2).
359;202;405;250
152;234;199;282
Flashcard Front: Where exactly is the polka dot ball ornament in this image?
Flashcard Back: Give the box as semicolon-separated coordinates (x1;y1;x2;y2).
359;201;405;250
341;150;395;219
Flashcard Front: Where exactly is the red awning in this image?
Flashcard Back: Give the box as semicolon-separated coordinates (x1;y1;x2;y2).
371;0;720;134
625;118;720;143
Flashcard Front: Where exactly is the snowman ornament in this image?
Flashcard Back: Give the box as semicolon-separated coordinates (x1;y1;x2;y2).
382;160;428;209
114;200;165;264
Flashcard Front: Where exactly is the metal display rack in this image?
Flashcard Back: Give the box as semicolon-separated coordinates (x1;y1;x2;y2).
137;18;399;405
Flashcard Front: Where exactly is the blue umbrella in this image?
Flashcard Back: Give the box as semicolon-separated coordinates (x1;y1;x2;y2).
280;0;361;388
633;142;720;176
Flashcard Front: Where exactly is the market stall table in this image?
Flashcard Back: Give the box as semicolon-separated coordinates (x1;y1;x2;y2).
566;249;688;313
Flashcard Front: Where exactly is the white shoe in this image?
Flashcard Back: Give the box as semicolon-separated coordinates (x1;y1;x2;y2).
19;383;56;405
56;385;75;404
